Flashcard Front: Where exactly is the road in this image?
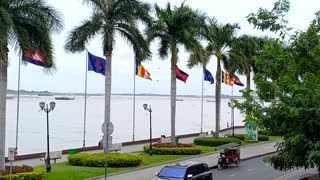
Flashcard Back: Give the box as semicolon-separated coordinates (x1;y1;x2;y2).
213;154;317;180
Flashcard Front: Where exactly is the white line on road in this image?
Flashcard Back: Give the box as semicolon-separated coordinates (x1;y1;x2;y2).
273;169;305;180
248;168;255;171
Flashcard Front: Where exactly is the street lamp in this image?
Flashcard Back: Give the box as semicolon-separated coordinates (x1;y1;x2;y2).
228;100;235;137
143;104;152;156
39;101;56;172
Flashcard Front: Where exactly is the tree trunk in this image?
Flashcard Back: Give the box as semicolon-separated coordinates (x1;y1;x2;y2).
170;52;178;144
246;70;251;90
105;52;112;125
215;59;221;137
0;62;7;170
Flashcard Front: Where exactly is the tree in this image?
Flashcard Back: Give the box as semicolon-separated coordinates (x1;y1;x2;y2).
227;35;262;90
64;0;151;146
0;0;63;170
200;18;239;136
146;2;206;144
238;2;320;174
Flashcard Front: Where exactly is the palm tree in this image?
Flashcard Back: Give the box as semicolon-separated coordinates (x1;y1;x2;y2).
0;0;63;170
64;0;151;145
201;18;239;137
227;35;261;90
146;2;206;144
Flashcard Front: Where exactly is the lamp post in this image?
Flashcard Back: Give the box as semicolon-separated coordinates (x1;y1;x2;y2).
143;104;152;156
39;101;56;172
228;100;235;137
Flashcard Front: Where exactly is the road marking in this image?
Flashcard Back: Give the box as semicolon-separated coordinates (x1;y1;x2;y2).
273;169;305;180
248;168;255;171
229;174;235;176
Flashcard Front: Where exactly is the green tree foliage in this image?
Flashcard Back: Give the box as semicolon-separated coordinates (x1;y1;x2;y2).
247;0;292;39
237;7;320;173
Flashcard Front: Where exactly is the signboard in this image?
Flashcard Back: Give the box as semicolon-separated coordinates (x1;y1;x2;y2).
8;148;15;161
101;122;114;135
244;122;258;141
102;135;112;149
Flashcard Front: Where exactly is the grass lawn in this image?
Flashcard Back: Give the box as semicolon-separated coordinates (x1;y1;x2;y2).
40;145;216;180
269;136;283;141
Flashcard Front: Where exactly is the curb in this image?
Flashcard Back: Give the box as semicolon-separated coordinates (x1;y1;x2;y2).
87;140;280;180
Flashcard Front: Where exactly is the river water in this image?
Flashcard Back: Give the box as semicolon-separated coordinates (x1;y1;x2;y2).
5;95;245;155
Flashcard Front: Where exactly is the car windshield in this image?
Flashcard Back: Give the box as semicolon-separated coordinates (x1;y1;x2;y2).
158;166;186;178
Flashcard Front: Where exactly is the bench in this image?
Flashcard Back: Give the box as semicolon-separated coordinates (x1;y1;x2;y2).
160;137;171;143
109;143;122;152
199;132;208;137
40;151;62;164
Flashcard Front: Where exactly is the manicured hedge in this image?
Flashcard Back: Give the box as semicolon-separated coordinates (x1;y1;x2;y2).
143;145;202;155
0;168;44;180
68;153;142;167
226;134;245;141
193;137;241;147
226;134;269;141
258;135;269;141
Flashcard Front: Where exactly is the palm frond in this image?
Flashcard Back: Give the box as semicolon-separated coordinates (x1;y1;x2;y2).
65;13;102;53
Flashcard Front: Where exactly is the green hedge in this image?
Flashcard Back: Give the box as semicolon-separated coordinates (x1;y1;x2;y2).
0;168;44;180
193;137;241;147
226;134;245;141
143;145;201;155
258;135;269;141
226;134;269;141
68;153;142;167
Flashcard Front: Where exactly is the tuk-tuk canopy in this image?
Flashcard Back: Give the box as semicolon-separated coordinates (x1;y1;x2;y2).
216;143;240;150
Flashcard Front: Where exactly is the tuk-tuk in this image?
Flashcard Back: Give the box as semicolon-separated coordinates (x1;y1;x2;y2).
216;143;240;169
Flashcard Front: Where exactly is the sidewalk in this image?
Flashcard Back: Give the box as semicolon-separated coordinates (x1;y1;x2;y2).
90;140;279;180
6;136;200;167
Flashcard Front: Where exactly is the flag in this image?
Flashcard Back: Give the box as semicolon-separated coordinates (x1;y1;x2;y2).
88;51;106;76
23;48;51;68
222;71;244;86
204;69;214;84
232;74;244;86
176;65;189;83
135;58;152;80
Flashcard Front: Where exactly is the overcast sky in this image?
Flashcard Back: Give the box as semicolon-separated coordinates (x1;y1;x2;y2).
6;0;320;95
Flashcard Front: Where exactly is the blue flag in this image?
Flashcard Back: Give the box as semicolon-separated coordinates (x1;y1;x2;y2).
204;69;214;84
88;52;106;76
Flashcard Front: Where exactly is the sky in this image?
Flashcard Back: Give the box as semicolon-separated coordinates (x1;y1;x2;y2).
6;0;320;96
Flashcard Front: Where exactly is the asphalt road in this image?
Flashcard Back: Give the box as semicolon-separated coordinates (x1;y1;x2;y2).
213;154;317;180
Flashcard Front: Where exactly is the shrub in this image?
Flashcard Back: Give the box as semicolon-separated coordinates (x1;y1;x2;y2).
258;135;269;141
226;134;245;141
143;144;201;155
68;153;142;167
226;134;269;141
227;134;269;141
193;137;241;147
0;168;45;180
259;128;283;136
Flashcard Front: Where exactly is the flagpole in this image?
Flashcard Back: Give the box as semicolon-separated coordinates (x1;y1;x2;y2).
15;56;21;153
83;50;88;147
200;70;204;133
132;57;136;141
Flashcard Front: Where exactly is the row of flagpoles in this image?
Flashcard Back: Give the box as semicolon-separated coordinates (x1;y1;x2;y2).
14;49;244;153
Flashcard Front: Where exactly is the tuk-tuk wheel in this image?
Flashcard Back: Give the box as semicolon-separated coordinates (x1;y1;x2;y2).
235;159;240;167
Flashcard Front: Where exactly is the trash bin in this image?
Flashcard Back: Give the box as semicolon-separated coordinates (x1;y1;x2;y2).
68;149;79;155
175;136;180;143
